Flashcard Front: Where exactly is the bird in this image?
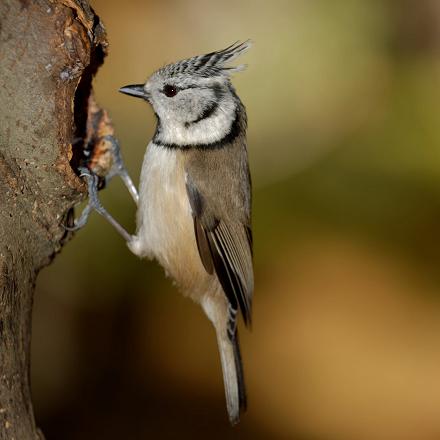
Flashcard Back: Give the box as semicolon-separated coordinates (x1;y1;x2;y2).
72;41;253;424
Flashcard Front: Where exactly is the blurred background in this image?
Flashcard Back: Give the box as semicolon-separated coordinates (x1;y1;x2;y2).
33;0;440;438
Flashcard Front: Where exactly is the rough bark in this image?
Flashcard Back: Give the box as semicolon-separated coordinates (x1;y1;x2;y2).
0;1;107;438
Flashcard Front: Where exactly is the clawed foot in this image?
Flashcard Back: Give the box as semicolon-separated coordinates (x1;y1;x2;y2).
65;166;132;242
65;132;137;242
64;167;103;232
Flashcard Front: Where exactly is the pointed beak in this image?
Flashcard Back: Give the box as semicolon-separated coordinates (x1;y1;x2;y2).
119;84;149;100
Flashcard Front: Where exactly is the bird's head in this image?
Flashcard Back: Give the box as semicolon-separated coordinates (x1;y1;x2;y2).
119;41;251;147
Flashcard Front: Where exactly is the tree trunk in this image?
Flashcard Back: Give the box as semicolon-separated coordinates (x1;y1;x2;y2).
0;1;107;438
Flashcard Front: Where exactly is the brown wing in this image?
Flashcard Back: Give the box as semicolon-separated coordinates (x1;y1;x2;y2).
186;177;253;326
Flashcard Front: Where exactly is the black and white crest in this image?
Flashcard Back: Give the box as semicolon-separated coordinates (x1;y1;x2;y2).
159;41;252;78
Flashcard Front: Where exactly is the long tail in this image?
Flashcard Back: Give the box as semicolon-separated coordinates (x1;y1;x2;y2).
216;329;247;425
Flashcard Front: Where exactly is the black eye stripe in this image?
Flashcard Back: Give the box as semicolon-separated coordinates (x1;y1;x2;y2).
162;85;196;94
161;84;223;95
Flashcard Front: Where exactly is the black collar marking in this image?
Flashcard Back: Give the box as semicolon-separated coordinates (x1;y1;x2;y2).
153;109;242;151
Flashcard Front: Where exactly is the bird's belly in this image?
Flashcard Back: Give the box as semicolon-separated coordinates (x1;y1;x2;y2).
129;145;214;299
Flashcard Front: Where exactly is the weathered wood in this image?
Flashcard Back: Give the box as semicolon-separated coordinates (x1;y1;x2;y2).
0;1;107;438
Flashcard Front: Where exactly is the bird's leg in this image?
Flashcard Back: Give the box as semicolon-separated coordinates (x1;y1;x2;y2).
66;131;138;238
67;167;133;242
104;135;139;205
66;199;93;230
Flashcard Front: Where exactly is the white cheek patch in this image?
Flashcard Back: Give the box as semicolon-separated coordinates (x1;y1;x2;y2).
157;98;236;146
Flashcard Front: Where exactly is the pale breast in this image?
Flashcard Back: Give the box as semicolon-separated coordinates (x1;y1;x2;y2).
128;143;215;300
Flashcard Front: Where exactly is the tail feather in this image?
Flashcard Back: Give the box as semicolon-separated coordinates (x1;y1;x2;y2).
232;331;247;411
216;330;247;425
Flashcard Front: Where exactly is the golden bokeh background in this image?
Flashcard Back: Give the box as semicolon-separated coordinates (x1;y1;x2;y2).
33;0;440;438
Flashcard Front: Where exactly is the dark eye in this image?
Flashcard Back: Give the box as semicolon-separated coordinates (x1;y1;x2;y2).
163;84;178;97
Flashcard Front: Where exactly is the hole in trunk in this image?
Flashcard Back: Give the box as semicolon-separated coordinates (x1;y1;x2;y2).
70;40;106;175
